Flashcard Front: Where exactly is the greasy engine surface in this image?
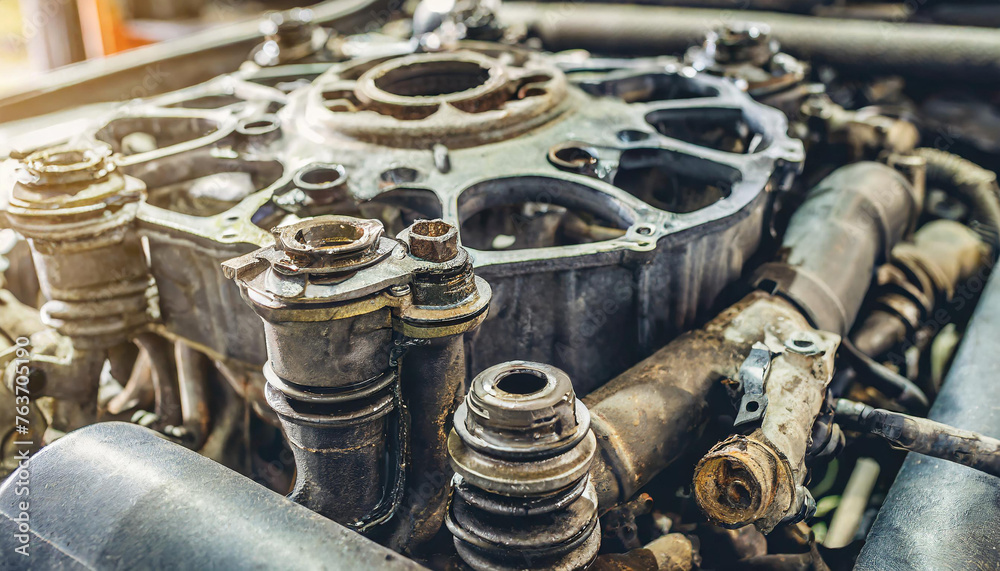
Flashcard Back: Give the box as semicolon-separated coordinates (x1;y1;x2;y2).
0;3;999;570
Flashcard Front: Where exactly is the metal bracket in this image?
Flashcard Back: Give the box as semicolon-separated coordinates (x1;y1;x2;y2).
734;342;772;427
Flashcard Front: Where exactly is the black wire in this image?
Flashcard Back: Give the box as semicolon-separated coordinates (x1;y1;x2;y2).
840;338;930;412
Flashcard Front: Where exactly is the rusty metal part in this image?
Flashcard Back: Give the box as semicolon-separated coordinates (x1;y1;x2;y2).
915;148;1000;243
105;347;154;416
685;22;808;103
602;493;654;551
174;343;211;449
644;534;699;571
591;533;697;571
134;332;183;429
405;219;459;263
852;220;988;359
385;335;466;553
250;8;331;69
447;361;600;570
693;329;838;532
802;97;920;161
2;142;157;350
584;293;818;512
226;215;489;537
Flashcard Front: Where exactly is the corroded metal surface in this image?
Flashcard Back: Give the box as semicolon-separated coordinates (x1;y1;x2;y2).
1;40;802;396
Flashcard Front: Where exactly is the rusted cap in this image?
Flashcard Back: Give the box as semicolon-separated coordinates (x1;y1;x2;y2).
270;216;389;274
456;361;590;458
693;435;791;530
17;142;115;188
448;361;596;497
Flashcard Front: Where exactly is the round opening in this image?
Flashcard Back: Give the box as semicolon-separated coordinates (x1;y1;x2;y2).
457;176;633;251
44;150;88;166
550;144;597;169
617;129;653;144
496;370;549;396
294;163;347;191
237;115;280;136
745;401;759;412
374;60;492;97
295;221;365;250
411;220;451;238
378;167;422;189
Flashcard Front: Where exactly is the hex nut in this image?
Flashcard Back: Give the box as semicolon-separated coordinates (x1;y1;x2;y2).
407;219;459;262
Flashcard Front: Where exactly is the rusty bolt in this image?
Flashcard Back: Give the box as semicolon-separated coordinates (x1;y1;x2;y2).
407;219;459;262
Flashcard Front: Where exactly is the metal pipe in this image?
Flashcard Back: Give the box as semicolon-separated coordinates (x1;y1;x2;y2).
755;162;918;336
822;457;879;549
500;3;1000;84
584;292;815;510
840;339;928;411
586;162;917;513
225;216;490;540
134;333;183;428
836;399;1000;478
914;148;1000;245
387;335;466;552
174;342;211;449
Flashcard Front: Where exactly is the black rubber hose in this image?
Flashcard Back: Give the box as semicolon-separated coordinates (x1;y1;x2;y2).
836;399;1000;479
914;147;1000;246
0;422;422;570
856;253;1000;571
840;338;929;412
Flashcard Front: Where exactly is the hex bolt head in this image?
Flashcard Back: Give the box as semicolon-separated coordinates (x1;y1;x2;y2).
407;219;459;262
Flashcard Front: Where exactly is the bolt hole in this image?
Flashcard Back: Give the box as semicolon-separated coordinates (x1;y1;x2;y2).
379;167;422;189
549;143;598;171
237;115;280;136
294;163;347;191
496;370;549;396
745;401;759;412
617;129;653;143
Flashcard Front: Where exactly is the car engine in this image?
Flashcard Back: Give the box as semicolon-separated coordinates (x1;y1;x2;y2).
1;2;999;569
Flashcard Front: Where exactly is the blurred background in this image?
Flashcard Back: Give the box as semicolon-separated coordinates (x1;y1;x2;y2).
0;0;308;82
3;0;1000;83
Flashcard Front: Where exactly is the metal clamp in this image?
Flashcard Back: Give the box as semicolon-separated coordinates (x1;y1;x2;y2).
734;342;772;427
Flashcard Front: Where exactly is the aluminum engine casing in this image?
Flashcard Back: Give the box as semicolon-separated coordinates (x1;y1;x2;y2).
3;41;802;394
